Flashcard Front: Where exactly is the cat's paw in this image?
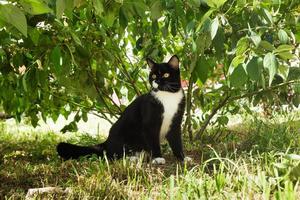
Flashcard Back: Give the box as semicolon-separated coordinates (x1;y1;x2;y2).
184;156;193;163
152;157;166;165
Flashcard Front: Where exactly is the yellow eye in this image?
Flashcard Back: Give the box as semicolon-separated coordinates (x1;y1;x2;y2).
163;73;170;78
152;74;157;79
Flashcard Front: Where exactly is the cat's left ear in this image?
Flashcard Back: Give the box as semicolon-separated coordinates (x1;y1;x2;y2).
168;55;179;69
146;58;156;70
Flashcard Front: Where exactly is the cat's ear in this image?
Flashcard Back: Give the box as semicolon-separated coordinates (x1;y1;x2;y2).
146;58;156;70
168;55;179;69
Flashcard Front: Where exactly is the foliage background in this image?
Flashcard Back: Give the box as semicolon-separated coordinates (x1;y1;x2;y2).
0;0;299;140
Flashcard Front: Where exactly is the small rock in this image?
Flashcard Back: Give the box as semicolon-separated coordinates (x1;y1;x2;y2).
25;187;70;199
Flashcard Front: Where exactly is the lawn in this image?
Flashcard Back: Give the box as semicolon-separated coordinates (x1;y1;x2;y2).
1;112;300;199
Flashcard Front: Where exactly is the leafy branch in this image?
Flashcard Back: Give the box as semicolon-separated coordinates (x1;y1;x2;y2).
41;87;115;124
194;80;300;139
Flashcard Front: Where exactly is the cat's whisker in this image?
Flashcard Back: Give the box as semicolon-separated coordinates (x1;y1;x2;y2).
163;85;178;92
165;82;180;86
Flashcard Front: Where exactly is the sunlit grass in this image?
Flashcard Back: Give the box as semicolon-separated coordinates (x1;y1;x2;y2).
1;113;300;199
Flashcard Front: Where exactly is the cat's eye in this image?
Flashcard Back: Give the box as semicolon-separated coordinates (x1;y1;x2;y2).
163;73;170;78
152;74;157;79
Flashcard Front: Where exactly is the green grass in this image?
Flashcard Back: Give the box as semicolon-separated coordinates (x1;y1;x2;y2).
1;114;300;199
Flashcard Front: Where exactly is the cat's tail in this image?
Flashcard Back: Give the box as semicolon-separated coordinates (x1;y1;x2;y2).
56;142;105;160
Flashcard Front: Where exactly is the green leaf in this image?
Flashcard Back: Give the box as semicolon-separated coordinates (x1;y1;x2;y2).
236;37;249;55
246;57;262;81
292;95;300;107
195;32;211;54
119;6;128;29
71;32;82;46
0;4;27;37
22;71;29;92
82;111;88;122
274;44;294;53
288;68;300;81
229;64;247;88
20;0;53;15
28;27;40;45
263;52;278;86
152;20;159;34
56;0;66;18
210;17;219;40
278;51;294;60
217;116;229;125
250;32;261;47
171;17;177;36
293;83;300;94
196;8;215;33
61;121;78;133
106;12;115;27
30;112;39;128
73;0;85;7
194;56;211;84
76;45;89;58
261;8;273;25
50;46;62;72
278;29;289;44
212;27;224;59
133;2;148;17
150;0;163;20
205;0;227;8
277;65;289;81
259;41;275;51
93;0;103;17
13;53;24;68
228;55;246;74
64;0;75;18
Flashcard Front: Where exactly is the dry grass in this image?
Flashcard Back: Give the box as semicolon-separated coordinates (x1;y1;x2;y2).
1;114;300;199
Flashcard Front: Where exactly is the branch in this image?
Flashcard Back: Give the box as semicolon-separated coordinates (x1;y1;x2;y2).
194;79;300;139
229;80;300;102
195;94;230;139
41;87;114;120
183;76;194;141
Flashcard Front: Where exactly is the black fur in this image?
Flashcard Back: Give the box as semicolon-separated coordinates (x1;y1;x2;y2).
57;55;186;161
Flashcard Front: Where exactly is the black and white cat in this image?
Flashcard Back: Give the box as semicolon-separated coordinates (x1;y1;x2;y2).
57;55;189;164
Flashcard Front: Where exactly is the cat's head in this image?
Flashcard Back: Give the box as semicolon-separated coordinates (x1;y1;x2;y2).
146;55;181;93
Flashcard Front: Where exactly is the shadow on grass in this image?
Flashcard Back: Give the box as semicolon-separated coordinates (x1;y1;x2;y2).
0;117;300;199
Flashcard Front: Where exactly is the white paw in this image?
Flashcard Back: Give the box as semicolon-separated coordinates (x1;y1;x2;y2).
129;156;139;163
184;156;193;163
152;157;166;165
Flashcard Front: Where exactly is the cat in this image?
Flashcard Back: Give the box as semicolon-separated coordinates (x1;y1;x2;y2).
57;55;188;164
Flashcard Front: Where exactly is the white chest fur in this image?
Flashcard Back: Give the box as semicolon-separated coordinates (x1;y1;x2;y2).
151;89;184;141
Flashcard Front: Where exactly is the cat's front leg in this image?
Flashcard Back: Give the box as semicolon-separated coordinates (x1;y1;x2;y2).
144;131;162;158
142;128;165;164
166;129;185;161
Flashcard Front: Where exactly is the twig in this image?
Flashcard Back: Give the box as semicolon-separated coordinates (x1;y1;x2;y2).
92;111;114;125
86;62;121;117
110;43;142;96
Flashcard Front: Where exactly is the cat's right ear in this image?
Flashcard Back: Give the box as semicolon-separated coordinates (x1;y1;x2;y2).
146;58;155;70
